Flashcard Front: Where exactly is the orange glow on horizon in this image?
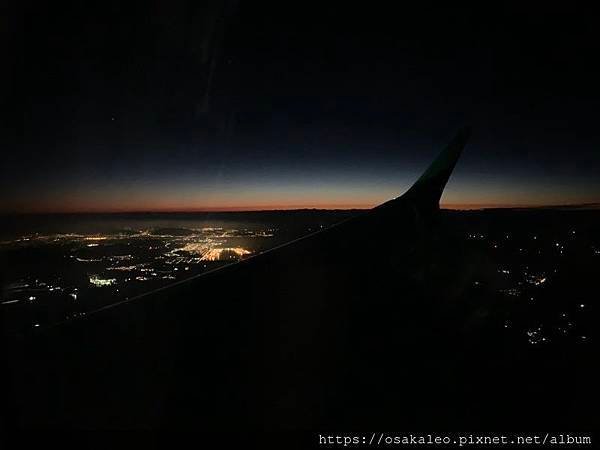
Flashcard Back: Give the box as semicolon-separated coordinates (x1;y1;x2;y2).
4;200;599;214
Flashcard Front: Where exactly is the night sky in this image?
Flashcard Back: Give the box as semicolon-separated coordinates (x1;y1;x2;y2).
3;1;600;212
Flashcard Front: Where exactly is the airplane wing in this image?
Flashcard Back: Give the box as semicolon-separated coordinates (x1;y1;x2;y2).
8;127;574;432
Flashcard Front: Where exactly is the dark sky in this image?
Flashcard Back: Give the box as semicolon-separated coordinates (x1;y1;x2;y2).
3;1;600;212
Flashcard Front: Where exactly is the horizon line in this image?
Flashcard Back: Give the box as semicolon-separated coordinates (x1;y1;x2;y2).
2;202;600;215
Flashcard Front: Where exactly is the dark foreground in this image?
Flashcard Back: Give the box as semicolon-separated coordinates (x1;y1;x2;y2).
2;207;598;437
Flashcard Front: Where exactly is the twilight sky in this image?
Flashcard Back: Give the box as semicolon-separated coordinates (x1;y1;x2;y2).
3;1;600;212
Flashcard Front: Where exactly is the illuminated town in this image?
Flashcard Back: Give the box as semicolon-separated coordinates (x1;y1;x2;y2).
1;210;597;349
0;224;279;334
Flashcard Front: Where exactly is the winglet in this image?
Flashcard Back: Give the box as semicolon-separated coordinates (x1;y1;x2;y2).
379;127;470;214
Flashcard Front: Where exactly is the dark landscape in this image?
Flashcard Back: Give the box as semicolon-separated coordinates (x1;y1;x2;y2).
2;205;598;433
2;208;597;347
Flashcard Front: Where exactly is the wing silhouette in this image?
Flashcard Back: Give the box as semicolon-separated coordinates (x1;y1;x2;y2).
6;130;490;430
